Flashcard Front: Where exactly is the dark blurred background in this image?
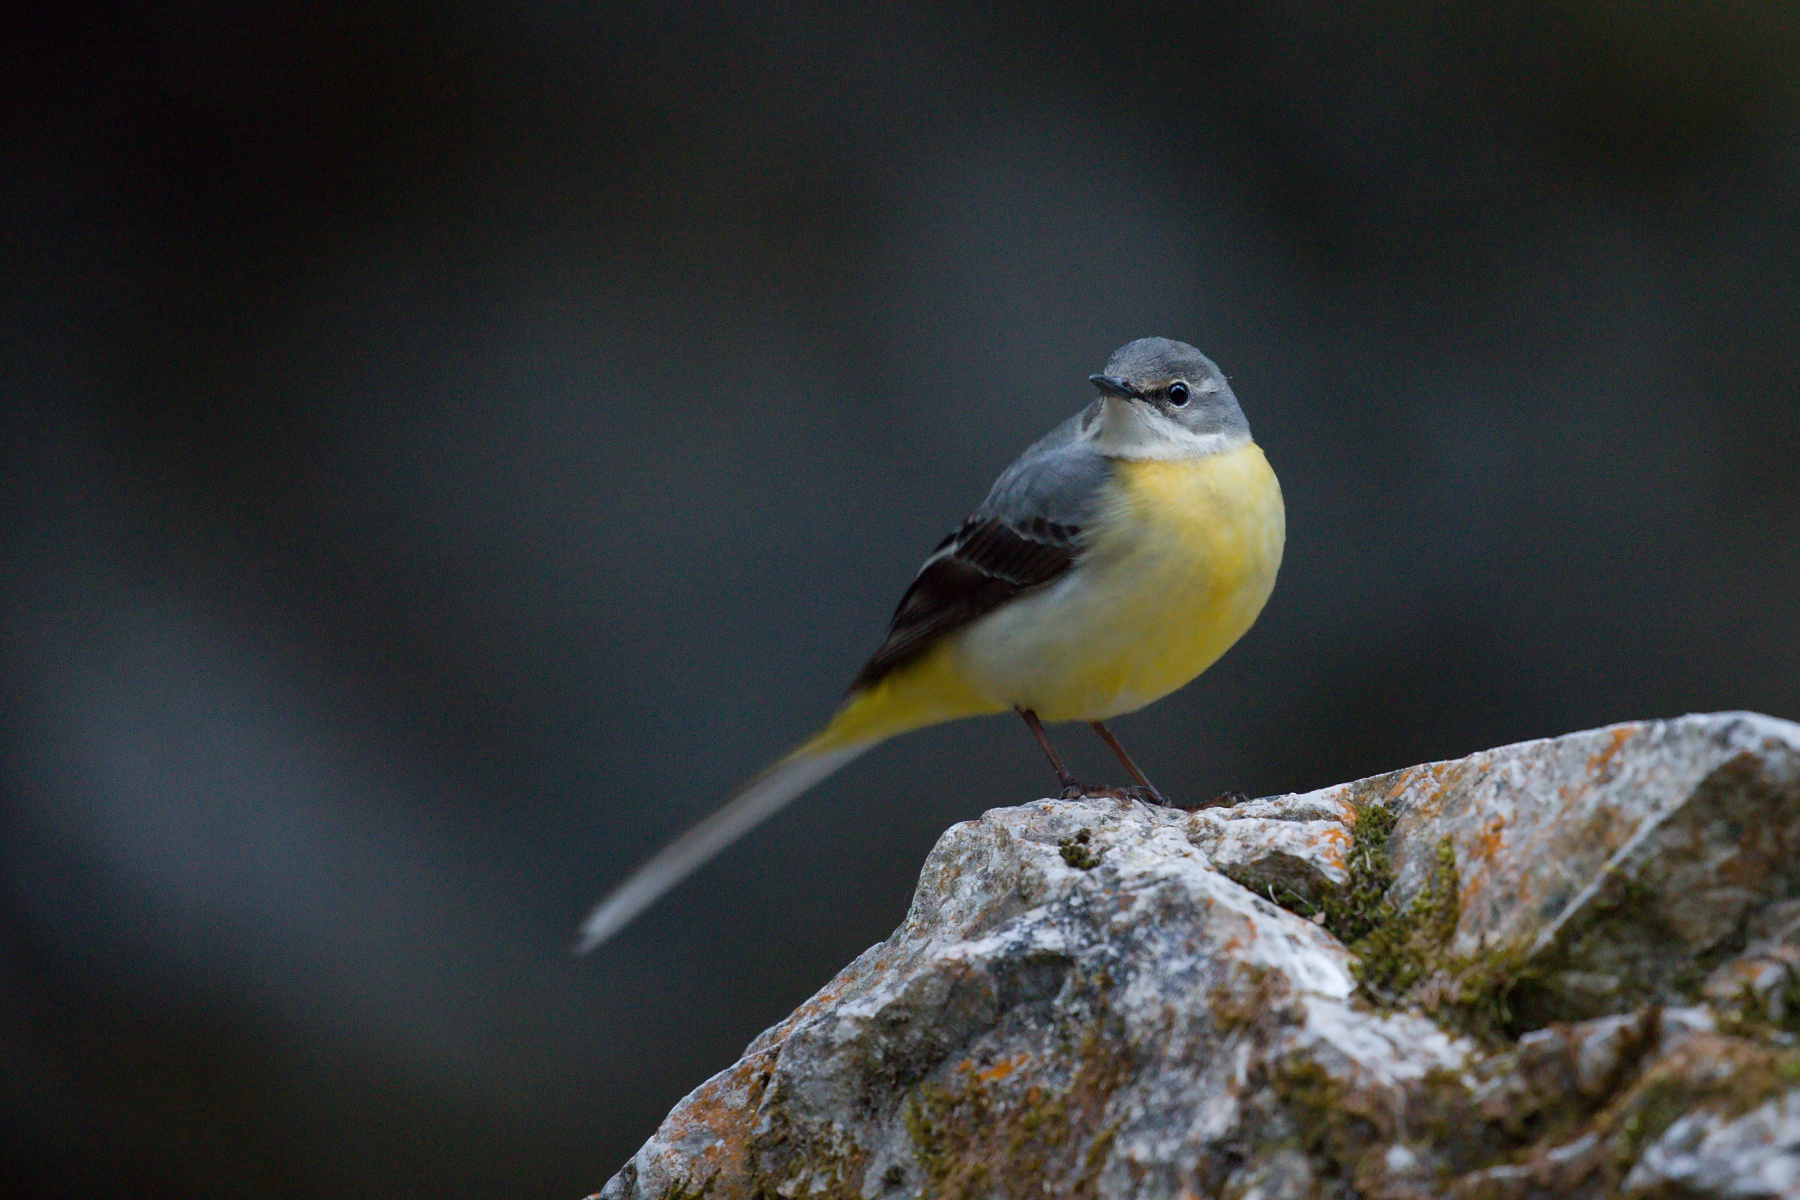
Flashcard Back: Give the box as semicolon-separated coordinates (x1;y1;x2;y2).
2;1;1796;1195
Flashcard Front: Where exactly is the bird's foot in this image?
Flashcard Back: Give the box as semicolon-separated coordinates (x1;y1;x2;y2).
1181;790;1251;812
1059;783;1167;807
1058;782;1125;803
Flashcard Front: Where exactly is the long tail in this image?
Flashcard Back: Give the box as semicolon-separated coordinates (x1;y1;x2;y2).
574;649;998;952
572;738;873;951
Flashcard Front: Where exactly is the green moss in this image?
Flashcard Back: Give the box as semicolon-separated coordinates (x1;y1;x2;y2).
1080;1117;1121;1175
903;1018;1130;1199
1259;801;1541;1042
1348;836;1461;1003
1440;1026;1800;1185
1256;801;1800;1186
1058;829;1102;870
1263;882;1321;919
1592;1036;1800;1174
1306;802;1465;1009
1319;802;1400;947
1435;944;1542;1046
1269;1058;1344;1156
658;1179;713;1200
1613;1080;1692;1166
1209;962;1303;1037
1268;1057;1382;1177
739;1067;871;1200
1715;971;1800;1044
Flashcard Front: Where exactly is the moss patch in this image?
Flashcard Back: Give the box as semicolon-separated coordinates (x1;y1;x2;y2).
1265;1056;1388;1183
1269;1059;1348;1158
1245;798;1800;1193
1209;963;1300;1036
1432;944;1544;1046
1718;970;1800;1043
1348;835;1461;1003
1300;802;1469;1012
903;1018;1129;1199
1275;799;1451;987
1601;1035;1800;1172
1319;801;1400;947
1058;828;1103;870
1261;802;1540;1042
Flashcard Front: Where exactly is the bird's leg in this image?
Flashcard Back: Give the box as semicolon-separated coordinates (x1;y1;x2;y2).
1017;708;1078;791
1089;721;1168;806
1018;709;1132;802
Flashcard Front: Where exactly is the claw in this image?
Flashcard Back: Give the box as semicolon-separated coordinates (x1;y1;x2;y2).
1058;783;1131;803
1181;790;1251;812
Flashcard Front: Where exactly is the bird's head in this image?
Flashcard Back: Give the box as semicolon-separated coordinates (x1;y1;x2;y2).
1085;337;1249;456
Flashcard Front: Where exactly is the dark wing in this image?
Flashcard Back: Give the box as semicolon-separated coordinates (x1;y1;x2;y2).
849;514;1082;692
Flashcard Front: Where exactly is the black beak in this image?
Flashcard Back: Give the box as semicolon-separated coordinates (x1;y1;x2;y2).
1088;374;1136;398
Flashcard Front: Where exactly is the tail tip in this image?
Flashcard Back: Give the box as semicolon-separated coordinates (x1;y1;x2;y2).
572;903;626;955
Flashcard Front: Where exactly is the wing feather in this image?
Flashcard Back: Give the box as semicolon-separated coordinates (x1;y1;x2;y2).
849;514;1080;691
849;414;1111;693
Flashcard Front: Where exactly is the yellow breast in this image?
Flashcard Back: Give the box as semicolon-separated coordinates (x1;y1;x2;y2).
947;441;1286;722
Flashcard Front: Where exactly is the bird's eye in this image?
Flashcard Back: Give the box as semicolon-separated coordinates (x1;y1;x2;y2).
1167;382;1190;406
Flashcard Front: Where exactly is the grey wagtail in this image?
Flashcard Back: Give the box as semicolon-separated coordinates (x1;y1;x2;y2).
576;337;1284;951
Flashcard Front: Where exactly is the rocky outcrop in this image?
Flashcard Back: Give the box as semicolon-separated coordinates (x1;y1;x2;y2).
596;713;1800;1200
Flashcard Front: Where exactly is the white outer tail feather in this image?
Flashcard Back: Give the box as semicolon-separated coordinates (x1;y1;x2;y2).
574;742;873;952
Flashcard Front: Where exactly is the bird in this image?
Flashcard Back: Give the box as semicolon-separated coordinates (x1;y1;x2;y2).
576;336;1285;951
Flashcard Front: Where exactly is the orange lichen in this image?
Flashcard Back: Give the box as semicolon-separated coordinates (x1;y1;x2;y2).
1313;827;1351;874
976;1055;1025;1084
647;1046;781;1197
1585;725;1639;782
903;1017;1131;1199
1469;815;1507;866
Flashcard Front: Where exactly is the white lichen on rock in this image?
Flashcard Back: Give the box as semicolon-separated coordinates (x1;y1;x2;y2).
597;713;1800;1200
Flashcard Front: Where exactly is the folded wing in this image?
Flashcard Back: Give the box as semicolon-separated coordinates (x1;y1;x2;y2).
849;513;1082;691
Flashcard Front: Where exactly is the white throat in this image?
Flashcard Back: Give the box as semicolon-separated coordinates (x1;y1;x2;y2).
1083;398;1248;461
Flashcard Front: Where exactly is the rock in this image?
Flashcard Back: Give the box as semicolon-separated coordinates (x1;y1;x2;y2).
1185;795;1353;906
1355;713;1800;1024
596;713;1800;1200
1624;1091;1800;1197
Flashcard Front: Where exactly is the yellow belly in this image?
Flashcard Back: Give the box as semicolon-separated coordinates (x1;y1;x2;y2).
946;442;1285;722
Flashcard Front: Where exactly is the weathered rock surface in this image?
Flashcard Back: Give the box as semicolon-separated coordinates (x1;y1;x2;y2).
597;713;1800;1200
